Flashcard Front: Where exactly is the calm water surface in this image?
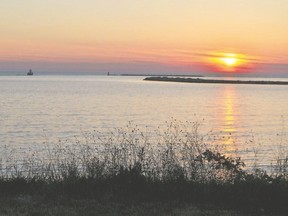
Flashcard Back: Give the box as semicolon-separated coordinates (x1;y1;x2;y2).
1;75;288;167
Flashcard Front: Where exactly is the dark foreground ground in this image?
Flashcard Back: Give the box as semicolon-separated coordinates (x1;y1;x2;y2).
0;195;258;216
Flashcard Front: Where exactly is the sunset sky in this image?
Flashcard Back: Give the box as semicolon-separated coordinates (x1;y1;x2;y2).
1;0;287;76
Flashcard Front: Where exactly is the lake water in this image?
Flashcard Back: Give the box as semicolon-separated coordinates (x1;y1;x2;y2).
1;75;288;168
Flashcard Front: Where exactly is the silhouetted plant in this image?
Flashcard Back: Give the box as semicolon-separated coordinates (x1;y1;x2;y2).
0;120;287;214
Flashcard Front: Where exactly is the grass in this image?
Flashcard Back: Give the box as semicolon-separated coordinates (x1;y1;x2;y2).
0;196;249;216
0;120;287;215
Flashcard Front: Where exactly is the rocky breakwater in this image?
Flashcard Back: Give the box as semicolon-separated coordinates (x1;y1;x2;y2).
144;77;288;85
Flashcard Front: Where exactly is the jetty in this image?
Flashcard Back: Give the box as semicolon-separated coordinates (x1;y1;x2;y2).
119;74;203;77
144;77;288;85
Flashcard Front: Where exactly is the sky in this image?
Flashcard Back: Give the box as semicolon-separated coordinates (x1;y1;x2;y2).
1;0;288;76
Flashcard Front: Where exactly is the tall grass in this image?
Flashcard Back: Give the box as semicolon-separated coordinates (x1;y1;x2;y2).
0;120;246;183
0;120;287;213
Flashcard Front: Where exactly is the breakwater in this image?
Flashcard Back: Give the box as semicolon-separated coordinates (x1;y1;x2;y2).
144;77;288;85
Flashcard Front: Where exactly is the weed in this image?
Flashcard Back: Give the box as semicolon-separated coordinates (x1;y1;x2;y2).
0;120;287;214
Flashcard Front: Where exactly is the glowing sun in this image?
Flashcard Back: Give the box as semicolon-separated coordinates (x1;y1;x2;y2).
209;52;248;72
221;56;237;66
206;51;252;73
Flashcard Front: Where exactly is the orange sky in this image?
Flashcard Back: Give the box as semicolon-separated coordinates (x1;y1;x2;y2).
1;0;287;76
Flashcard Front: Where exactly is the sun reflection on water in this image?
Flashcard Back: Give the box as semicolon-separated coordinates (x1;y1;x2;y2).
219;86;238;150
223;89;235;133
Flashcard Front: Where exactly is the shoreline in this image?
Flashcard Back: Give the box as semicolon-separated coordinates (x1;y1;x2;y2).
111;74;204;77
144;76;288;85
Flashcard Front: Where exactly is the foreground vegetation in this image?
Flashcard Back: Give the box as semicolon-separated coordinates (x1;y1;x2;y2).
0;196;251;216
0;120;287;215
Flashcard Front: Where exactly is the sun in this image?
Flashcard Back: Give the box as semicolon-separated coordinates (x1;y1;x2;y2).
207;52;248;72
221;56;237;66
219;53;239;67
205;51;252;73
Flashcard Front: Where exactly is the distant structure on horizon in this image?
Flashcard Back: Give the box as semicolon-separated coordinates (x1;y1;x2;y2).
27;69;33;76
